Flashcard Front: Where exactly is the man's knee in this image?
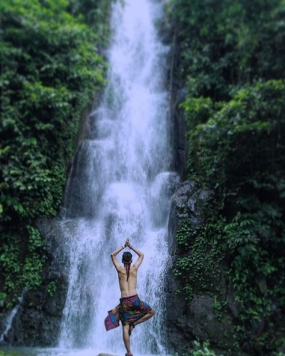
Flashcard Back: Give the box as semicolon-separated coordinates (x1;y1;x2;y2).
149;308;155;316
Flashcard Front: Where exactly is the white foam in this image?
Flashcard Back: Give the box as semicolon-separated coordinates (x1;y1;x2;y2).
59;0;174;354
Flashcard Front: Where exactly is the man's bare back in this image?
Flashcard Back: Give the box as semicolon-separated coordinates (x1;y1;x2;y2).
117;266;138;297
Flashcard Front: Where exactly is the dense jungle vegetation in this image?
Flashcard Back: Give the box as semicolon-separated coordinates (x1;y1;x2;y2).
0;0;113;310
167;0;285;354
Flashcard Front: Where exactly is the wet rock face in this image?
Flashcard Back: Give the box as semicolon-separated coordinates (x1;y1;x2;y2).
169;86;188;178
2;219;70;347
165;180;241;355
167;180;210;256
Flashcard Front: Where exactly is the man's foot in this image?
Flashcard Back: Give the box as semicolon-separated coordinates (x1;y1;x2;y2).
128;322;135;336
125;353;133;356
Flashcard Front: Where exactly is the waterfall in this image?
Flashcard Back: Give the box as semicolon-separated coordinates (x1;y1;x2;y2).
59;0;179;354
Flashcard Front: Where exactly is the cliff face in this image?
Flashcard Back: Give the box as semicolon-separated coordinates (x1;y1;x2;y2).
164;180;240;354
1;219;69;346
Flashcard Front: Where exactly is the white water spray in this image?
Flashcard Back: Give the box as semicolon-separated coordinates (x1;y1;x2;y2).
59;0;179;354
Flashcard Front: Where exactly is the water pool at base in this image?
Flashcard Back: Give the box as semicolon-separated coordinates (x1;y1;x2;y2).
0;348;168;356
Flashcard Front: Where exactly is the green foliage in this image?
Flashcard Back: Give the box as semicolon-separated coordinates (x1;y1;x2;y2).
0;0;110;309
167;0;285;100
176;340;221;356
0;293;7;307
214;300;228;321
47;281;57;297
0;226;46;307
67;0;114;42
0;351;29;356
174;217;225;300
168;0;285;353
181;80;285;354
185;80;285;195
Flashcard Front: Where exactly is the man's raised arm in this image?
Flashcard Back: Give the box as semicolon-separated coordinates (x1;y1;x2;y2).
111;241;127;271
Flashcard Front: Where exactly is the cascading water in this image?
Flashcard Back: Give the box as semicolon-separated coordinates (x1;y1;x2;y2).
59;0;179;354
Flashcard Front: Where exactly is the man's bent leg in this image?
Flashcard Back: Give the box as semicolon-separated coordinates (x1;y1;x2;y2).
133;308;155;327
122;324;132;355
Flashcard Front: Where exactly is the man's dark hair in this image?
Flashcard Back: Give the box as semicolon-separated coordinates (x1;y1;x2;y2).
122;252;132;281
122;251;132;264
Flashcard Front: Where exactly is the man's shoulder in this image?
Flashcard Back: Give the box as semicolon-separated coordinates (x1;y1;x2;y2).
117;266;126;273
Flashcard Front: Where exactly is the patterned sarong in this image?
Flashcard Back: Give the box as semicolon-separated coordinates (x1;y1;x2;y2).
120;294;151;325
104;305;120;331
104;294;151;331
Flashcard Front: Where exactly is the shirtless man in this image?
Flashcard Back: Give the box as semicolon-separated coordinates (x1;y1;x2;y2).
110;238;155;356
